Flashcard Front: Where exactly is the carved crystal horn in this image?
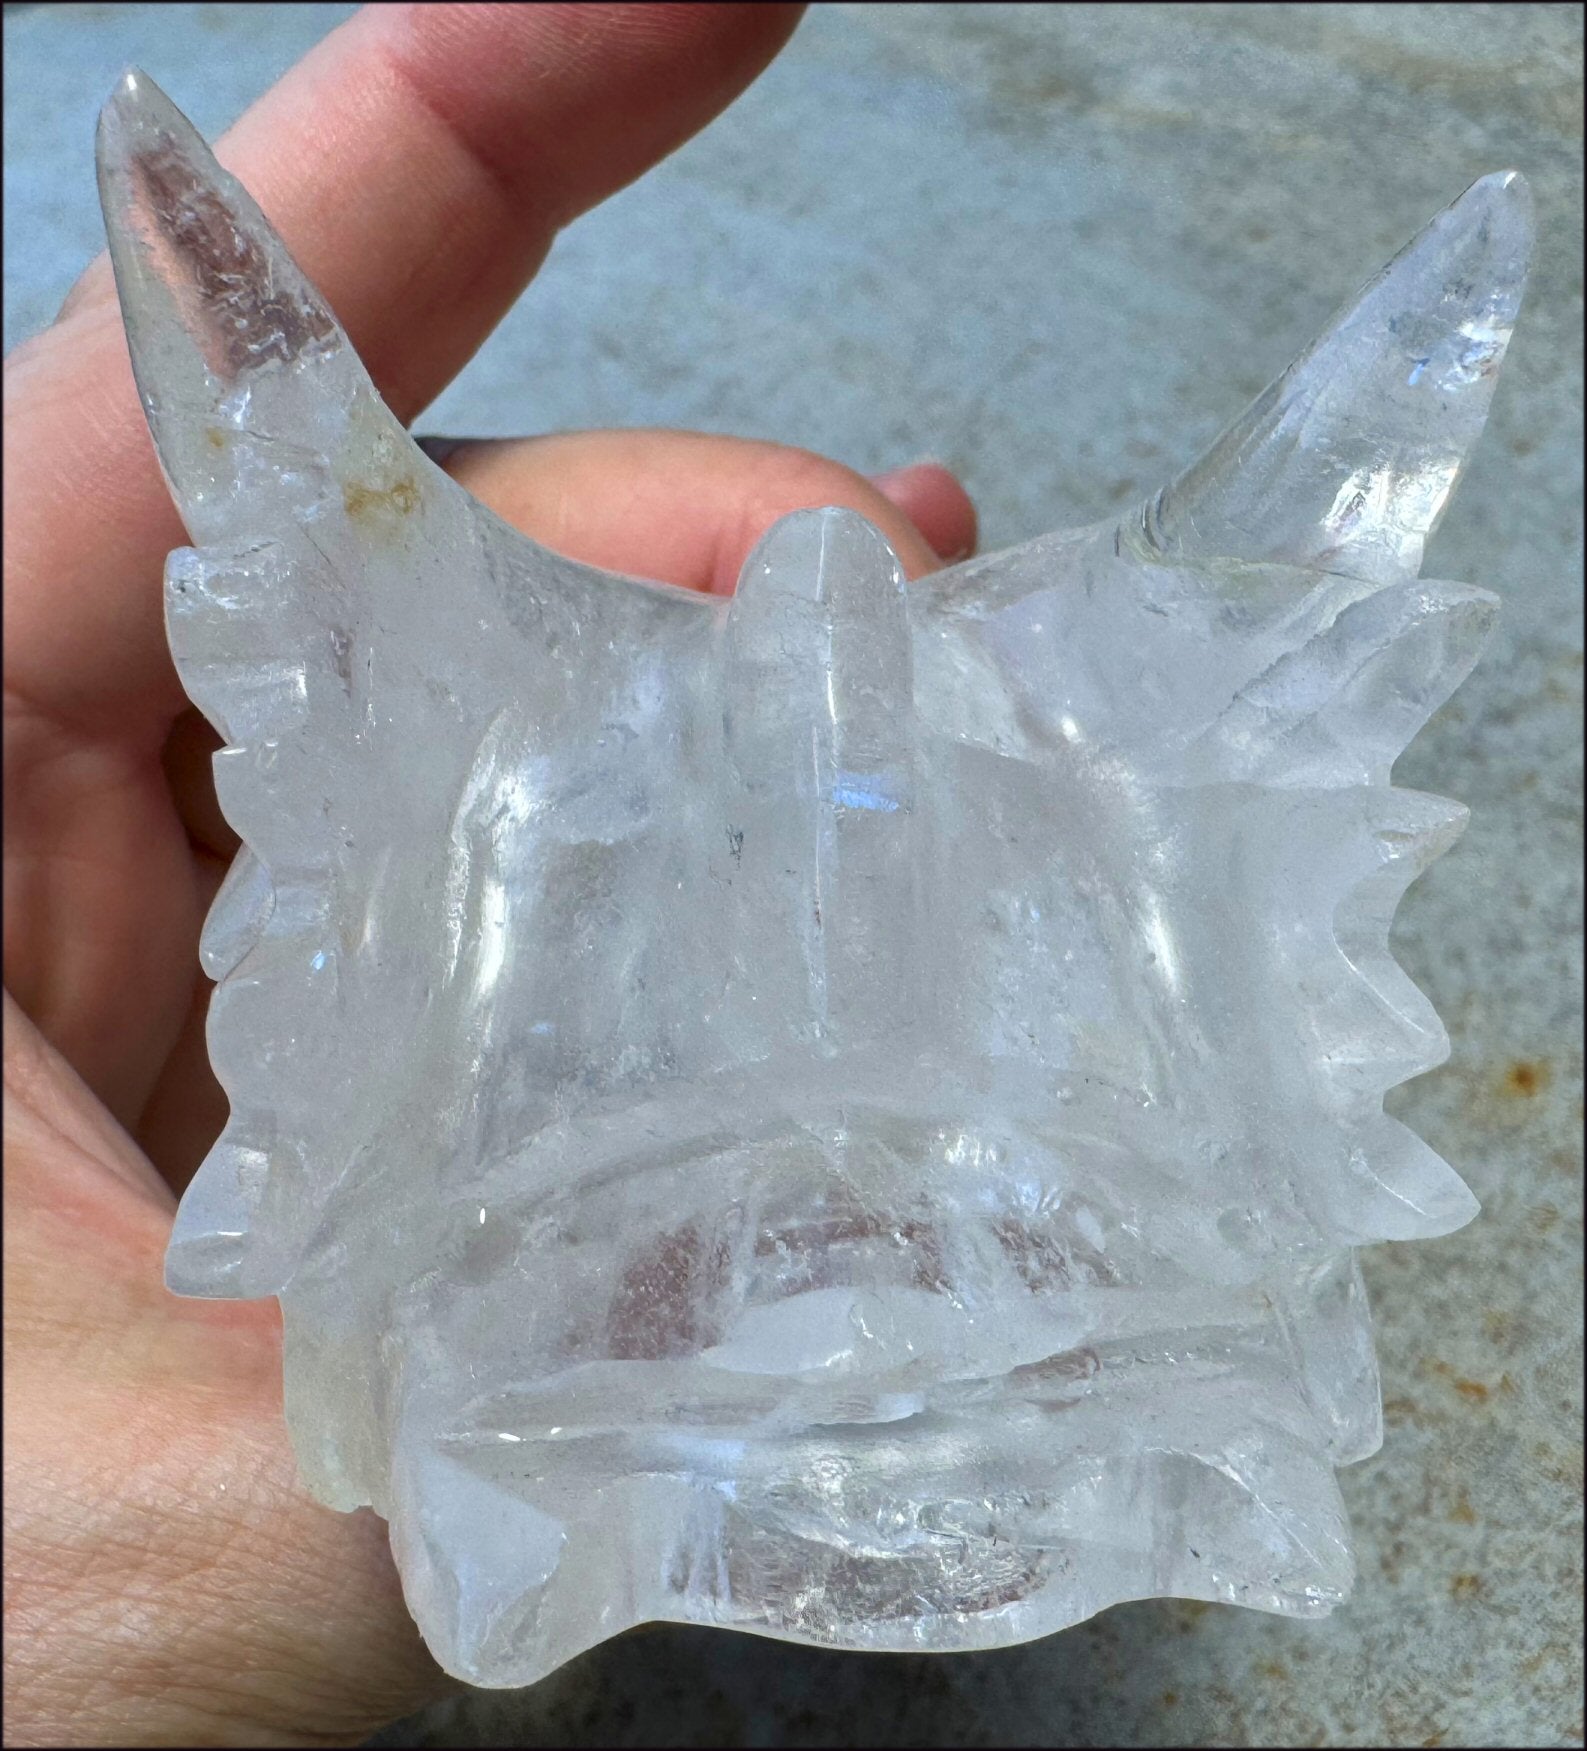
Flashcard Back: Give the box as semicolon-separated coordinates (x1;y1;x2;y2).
96;67;430;547
99;71;737;1308
1140;170;1534;585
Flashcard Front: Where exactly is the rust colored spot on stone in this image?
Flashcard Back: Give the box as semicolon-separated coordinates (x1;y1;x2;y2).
1531;1441;1585;1490
1503;1058;1550;1097
1258;1659;1290;1681
1531;1201;1561;1234
205;425;227;449
1449;1487;1477;1524
343;475;421;520
1454;1378;1490;1402
1450;1571;1483;1600
1162;1691;1179;1708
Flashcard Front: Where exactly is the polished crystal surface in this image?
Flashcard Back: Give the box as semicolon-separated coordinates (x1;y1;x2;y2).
97;71;1532;1688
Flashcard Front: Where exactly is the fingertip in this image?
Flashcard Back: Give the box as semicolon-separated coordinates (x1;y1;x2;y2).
868;461;978;564
436;429;954;595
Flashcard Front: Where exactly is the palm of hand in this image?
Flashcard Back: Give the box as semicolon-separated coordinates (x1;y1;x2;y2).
5;997;435;1744
3;7;977;1744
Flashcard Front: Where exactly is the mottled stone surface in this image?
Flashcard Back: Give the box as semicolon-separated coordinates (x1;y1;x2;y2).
7;3;1580;1745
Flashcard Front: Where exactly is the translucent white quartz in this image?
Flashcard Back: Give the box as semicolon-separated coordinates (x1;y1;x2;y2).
97;72;1532;1687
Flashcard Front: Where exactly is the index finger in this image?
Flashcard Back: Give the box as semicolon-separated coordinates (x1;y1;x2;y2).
2;2;804;744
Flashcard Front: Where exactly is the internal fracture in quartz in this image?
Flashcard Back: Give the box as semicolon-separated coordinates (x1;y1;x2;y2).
98;71;1532;1688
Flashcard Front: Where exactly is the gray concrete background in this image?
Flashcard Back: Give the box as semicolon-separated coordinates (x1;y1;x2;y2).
5;3;1581;1745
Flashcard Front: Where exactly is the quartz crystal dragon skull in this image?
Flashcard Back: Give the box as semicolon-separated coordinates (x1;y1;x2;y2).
97;72;1532;1688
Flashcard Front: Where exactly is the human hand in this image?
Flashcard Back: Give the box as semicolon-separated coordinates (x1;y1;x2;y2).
2;5;976;1745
